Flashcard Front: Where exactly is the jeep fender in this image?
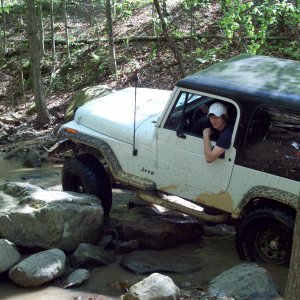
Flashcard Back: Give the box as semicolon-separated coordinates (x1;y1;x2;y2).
49;131;156;191
232;185;298;219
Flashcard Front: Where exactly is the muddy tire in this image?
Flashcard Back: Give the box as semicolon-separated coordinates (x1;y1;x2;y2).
62;158;112;216
235;207;294;265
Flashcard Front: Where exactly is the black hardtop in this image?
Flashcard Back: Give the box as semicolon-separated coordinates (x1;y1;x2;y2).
177;54;300;110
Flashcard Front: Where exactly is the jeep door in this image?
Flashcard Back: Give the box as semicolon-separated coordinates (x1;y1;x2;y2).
156;90;238;199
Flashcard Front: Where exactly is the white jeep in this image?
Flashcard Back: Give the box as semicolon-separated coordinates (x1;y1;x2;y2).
51;54;300;265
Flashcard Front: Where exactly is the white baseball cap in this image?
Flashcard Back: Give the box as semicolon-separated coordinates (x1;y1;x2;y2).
208;102;227;117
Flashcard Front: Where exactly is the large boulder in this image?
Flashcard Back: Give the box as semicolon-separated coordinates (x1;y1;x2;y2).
0;182;104;252
122;273;180;300
121;249;202;274
0;239;21;273
118;206;204;250
70;243;115;268
9;248;66;287
207;263;280;299
65;84;113;122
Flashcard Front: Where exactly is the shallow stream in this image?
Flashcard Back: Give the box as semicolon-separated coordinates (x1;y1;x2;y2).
0;155;62;188
0;156;289;300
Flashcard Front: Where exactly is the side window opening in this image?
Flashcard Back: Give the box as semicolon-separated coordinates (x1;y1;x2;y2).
245;105;300;180
164;91;237;140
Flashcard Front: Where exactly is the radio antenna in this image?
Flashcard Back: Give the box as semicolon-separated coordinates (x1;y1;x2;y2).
133;72;141;156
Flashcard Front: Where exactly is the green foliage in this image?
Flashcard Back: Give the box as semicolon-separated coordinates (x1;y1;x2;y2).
150;43;158;60
171;28;183;38
279;41;300;60
115;0;150;19
182;0;211;11
21;59;30;70
0;4;10;14
194;45;224;64
150;14;163;36
267;41;300;60
219;0;300;54
40;39;114;93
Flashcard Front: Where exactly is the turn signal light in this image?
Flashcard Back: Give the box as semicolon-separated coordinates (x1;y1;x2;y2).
65;128;78;134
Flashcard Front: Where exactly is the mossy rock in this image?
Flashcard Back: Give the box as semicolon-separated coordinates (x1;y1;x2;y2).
26;103;36;116
65;84;113;122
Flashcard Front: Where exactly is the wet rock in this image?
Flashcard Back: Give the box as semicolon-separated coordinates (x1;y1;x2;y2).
200;296;234;300
115;240;140;254
70;243;115;268
203;224;236;237
8;248;66;287
0;182;104;251
110;277;143;293
62;268;90;288
65;84;113;122
122;273;180;300
180;288;207;299
207;263;280;299
74;295;110;300
0;239;21;273
118;206;204;250
121;249;202;274
23;148;42;167
98;233;115;248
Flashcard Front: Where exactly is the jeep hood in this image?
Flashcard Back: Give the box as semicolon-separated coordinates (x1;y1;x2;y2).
73;87;171;143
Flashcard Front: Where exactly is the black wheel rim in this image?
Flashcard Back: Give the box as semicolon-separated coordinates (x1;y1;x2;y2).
254;224;291;264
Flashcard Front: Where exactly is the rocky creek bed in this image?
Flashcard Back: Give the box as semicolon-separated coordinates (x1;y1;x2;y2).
0;158;289;300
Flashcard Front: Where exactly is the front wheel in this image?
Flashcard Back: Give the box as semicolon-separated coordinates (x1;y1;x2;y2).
62;158;112;216
235;207;294;265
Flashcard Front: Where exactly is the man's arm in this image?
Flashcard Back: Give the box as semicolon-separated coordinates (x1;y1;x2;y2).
203;128;225;163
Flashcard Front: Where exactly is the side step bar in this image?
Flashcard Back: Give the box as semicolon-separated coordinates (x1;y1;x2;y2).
138;192;230;223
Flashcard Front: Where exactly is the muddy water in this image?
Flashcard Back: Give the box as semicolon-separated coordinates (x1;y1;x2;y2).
0;156;62;189
0;156;289;299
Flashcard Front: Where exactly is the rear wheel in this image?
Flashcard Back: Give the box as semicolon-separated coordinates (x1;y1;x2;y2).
62;158;112;216
235;207;294;265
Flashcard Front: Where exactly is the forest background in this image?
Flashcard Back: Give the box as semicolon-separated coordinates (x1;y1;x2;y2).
0;0;299;129
0;1;300;299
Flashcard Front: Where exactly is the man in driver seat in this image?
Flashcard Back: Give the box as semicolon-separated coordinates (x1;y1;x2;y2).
203;102;233;163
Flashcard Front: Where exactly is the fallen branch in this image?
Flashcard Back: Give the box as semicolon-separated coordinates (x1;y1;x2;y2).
56;34;294;45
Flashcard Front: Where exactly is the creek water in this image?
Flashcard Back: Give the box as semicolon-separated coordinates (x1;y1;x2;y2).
0;156;289;299
0;156;62;189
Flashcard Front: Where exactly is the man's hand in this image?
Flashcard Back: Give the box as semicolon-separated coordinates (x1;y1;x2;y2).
203;127;212;139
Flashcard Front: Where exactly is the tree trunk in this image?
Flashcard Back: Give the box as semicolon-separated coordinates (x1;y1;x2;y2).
90;0;101;44
285;190;300;300
162;0;168;16
25;0;51;128
1;0;6;55
19;57;26;100
87;0;94;26
190;0;196;72
37;0;45;56
153;0;185;77
112;0;116;19
50;0;55;59
105;0;117;75
63;0;70;62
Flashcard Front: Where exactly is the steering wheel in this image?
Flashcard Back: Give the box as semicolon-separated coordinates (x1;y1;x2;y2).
192;106;208;133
